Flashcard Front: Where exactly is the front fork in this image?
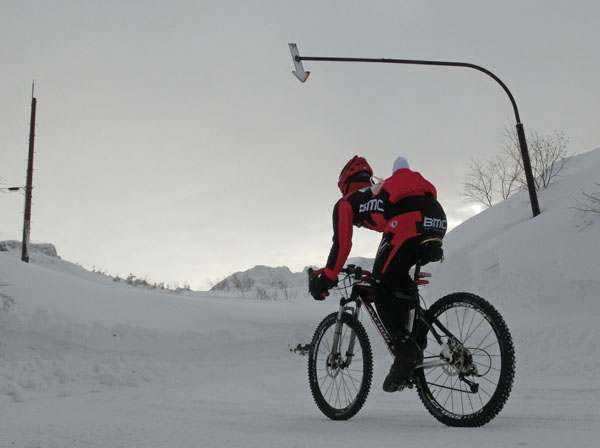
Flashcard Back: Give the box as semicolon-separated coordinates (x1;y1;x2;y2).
330;297;361;369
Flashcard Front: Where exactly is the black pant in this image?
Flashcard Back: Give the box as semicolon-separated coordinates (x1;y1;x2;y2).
372;235;421;338
371;197;446;340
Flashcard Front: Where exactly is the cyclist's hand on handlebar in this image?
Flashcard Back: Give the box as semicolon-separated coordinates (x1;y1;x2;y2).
308;268;337;300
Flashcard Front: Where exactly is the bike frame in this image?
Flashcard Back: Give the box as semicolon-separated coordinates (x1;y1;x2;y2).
331;262;459;372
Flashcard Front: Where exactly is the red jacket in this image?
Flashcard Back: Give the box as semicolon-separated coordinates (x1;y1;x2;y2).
380;168;437;203
324;169;437;280
324;186;386;280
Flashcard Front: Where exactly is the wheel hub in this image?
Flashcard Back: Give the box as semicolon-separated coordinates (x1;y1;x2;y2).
326;353;343;377
441;339;478;376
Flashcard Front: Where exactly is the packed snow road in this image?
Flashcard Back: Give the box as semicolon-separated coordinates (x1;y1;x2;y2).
2;350;599;448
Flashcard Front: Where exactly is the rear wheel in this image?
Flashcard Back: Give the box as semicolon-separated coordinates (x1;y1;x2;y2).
414;293;515;427
308;312;373;420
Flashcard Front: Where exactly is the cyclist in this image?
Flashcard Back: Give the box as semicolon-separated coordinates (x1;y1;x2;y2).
371;156;446;392
310;155;446;392
309;155;386;300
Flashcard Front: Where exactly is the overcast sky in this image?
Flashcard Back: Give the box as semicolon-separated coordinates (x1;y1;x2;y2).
2;1;599;289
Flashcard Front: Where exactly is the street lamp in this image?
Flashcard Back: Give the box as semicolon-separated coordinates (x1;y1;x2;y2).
288;43;541;218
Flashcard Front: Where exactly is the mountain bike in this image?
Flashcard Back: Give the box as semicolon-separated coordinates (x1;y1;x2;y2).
306;238;515;426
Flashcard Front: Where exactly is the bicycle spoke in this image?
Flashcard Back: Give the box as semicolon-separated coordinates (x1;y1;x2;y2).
462;315;486;345
419;300;507;418
308;313;372;420
464;308;478;345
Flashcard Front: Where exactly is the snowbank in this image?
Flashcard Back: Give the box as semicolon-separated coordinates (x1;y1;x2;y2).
425;149;600;375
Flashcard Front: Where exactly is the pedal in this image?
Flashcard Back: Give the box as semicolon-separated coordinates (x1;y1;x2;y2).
395;382;414;392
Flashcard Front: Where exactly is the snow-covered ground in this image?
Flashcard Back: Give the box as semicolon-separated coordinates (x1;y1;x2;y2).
1;149;599;447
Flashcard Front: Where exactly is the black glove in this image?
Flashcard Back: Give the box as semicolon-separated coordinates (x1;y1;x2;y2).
309;268;337;300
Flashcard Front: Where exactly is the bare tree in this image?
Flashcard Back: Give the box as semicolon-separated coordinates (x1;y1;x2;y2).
273;275;297;301
503;127;569;190
208;277;231;292
231;274;254;296
493;153;522;200
463;159;496;207
463;128;569;208
255;286;274;301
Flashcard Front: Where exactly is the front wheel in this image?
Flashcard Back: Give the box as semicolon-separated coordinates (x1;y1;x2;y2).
308;312;373;420
414;293;515;427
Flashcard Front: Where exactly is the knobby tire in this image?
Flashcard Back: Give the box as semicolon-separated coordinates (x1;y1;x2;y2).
414;292;515;427
308;312;373;420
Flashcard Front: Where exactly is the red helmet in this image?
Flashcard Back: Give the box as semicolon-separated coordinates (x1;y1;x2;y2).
338;156;373;194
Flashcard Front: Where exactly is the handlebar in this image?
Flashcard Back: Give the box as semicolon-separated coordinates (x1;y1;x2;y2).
307;265;373;303
307;265;371;282
341;264;367;280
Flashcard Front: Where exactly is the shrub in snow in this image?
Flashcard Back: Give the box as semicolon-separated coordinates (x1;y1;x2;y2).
0;280;16;314
575;183;600;217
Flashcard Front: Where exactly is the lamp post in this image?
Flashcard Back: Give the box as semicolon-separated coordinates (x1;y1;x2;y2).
288;43;541;218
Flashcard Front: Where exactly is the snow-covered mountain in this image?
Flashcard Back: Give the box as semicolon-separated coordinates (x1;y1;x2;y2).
1;149;599;447
209;256;374;297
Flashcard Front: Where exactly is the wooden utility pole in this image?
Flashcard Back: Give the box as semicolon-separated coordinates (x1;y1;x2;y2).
22;84;37;262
